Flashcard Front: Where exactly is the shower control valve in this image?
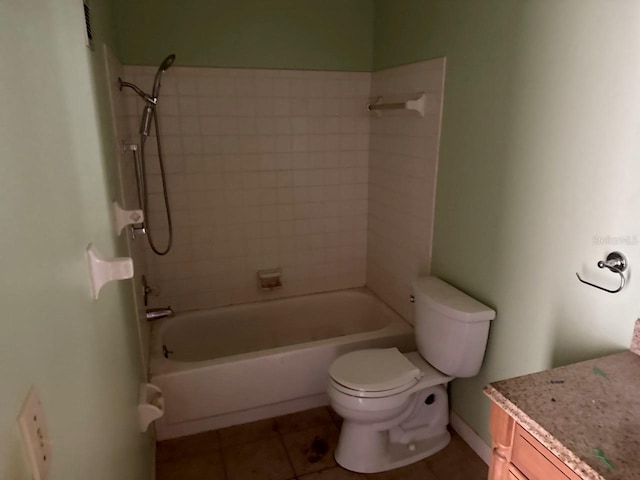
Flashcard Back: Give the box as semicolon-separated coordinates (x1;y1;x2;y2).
141;275;161;306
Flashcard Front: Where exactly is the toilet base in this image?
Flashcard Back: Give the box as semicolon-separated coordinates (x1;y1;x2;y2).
332;384;450;473
335;426;451;473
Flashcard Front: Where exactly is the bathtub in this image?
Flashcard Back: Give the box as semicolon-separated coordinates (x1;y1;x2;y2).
150;288;415;440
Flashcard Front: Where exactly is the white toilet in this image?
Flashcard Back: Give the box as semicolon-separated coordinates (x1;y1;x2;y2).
327;276;496;473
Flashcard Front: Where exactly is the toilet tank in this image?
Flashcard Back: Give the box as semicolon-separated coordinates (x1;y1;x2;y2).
412;277;496;378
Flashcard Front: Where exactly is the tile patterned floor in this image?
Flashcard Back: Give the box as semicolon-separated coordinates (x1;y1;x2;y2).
156;407;488;480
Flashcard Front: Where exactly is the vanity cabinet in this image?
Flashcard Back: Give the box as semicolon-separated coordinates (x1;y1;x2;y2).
488;402;581;480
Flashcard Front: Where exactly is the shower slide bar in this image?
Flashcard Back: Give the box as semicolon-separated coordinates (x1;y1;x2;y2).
368;92;426;117
122;142;147;239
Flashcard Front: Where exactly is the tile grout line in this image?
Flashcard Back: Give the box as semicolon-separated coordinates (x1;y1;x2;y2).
423;459;442;480
277;427;299;480
215;430;231;480
155;407;486;479
277;411;338;479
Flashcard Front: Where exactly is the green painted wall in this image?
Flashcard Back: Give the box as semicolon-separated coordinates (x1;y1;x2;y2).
113;0;374;71
0;1;152;479
374;0;640;443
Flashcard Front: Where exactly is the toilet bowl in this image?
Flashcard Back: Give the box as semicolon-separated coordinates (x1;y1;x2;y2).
327;277;496;473
328;349;453;472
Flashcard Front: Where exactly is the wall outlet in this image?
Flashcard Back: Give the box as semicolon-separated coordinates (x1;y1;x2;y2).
17;387;51;480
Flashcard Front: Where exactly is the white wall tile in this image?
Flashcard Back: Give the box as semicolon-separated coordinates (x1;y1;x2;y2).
366;58;445;323
120;65;372;311
118;60;445;319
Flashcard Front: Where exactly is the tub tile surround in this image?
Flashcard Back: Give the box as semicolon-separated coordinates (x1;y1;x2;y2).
156;406;487;480
366;59;446;323
119;66;372;311
116;58;445;315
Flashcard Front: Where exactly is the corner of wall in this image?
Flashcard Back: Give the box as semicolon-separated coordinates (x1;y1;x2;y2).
365;58;446;322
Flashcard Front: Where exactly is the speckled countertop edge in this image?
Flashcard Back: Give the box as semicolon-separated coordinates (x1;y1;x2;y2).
484;318;640;480
630;319;640;356
483;384;604;480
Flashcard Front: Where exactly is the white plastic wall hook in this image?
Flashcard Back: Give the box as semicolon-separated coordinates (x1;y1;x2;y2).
86;243;134;300
138;383;164;432
113;202;144;235
405;93;426;117
367;92;426;117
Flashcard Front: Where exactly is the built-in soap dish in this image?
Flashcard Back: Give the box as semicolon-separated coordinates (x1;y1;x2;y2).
138;383;164;432
257;268;282;290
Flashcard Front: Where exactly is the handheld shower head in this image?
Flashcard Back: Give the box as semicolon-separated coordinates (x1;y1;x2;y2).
159;54;176;72
119;54;176;138
152;53;176;98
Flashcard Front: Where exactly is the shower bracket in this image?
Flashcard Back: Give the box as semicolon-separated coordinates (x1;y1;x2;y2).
129;224;146;240
122;142;138;152
113;201;145;236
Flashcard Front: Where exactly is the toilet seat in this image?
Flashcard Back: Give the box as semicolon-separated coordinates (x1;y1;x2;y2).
329;348;422;398
329;377;418;398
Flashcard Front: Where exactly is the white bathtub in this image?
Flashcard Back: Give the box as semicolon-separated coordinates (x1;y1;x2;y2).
150;288;415;440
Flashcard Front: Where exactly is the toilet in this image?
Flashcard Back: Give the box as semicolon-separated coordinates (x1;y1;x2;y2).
327;276;496;473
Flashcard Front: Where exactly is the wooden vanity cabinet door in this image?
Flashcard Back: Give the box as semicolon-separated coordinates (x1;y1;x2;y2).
488;403;516;480
508;465;528;480
511;426;580;480
488;401;581;480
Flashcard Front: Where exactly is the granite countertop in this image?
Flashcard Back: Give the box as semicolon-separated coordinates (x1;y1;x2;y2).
484;319;640;480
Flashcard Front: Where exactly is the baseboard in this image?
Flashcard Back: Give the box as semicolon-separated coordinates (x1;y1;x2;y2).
449;411;491;465
156;393;329;440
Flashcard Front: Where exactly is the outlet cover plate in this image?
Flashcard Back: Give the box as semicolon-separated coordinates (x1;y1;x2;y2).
17;387;51;480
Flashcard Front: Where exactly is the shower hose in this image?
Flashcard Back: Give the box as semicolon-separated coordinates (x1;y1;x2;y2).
138;107;173;256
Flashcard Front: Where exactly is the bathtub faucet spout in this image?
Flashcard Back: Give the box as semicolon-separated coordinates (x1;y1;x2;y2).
146;306;174;321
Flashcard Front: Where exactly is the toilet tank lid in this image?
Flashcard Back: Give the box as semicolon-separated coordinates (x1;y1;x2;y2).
412;276;496;323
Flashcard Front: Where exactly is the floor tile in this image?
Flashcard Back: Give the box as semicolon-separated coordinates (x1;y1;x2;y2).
277;406;333;434
155;408;489;480
157;449;226;480
425;432;488;480
223;438;295;480
326;406;343;429
281;424;339;476
299;466;368;479
157;430;220;463
219;417;279;447
368;461;438;480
